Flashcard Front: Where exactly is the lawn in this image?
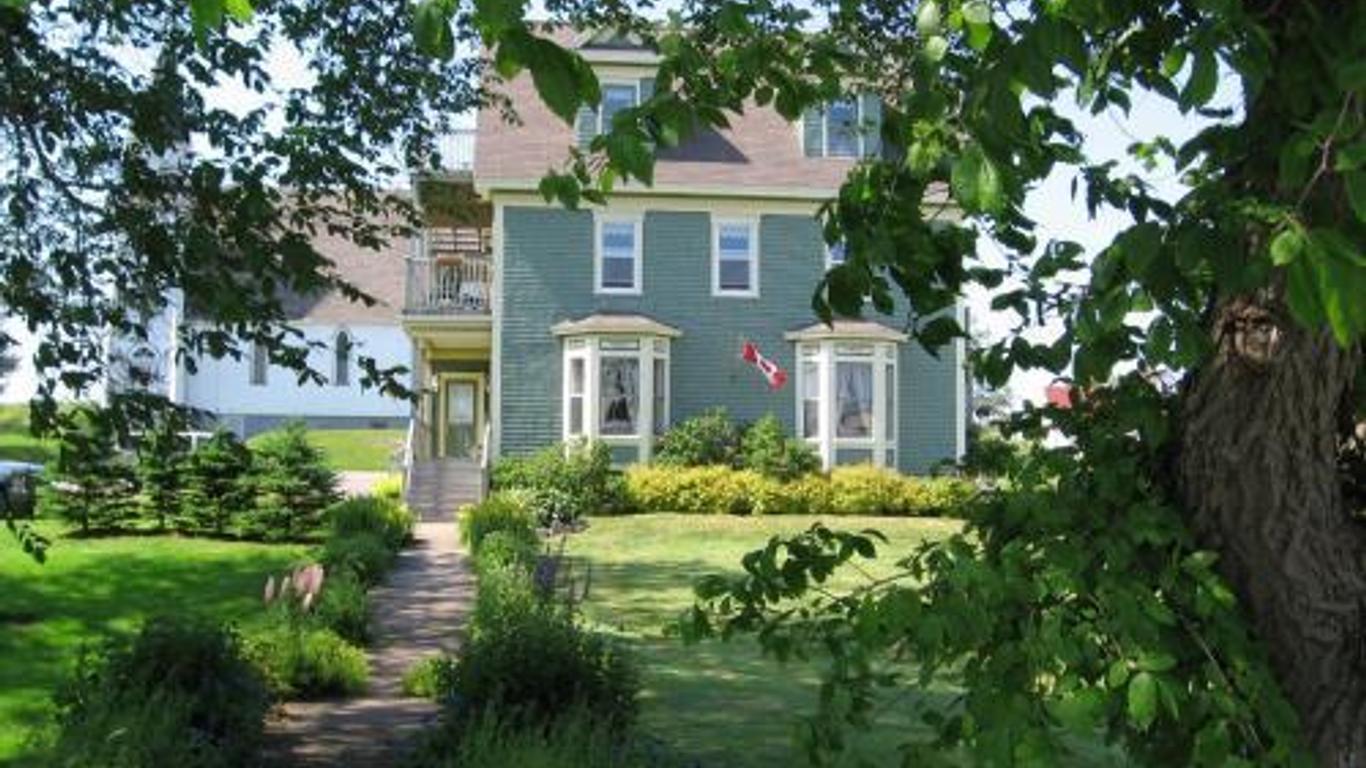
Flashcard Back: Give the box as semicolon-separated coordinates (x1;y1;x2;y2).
0;522;309;764
250;427;404;472
0;403;56;465
563;514;964;767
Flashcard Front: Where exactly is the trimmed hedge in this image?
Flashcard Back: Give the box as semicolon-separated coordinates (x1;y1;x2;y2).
623;464;974;517
460;492;538;556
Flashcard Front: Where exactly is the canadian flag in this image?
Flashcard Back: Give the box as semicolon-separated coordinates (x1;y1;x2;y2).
741;341;788;390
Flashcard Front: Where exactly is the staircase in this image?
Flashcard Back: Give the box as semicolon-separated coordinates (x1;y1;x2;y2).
406;458;485;522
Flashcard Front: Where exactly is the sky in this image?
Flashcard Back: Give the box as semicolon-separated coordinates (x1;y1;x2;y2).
0;13;1231;407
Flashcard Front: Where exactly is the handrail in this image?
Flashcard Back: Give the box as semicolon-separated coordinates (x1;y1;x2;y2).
477;421;493;501
401;417;416;505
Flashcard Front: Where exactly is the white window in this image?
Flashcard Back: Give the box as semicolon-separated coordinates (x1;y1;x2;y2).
826;99;861;157
826;240;847;270
595;216;642;294
712;218;758;297
249;342;268;386
560;332;672;462
600;82;640;133
333;331;352;387
794;340;899;469
567;357;586;436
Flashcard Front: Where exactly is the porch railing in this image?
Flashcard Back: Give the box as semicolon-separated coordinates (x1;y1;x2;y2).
405;227;493;315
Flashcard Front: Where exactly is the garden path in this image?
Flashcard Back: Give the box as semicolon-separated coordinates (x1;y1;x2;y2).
263;522;474;766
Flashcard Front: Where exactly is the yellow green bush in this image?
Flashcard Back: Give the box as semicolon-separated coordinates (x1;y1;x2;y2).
624;463;974;517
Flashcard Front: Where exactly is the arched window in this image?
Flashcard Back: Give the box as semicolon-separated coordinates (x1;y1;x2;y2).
249;341;268;386
333;331;352;387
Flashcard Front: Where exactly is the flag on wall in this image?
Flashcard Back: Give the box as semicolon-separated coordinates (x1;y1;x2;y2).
741;341;787;390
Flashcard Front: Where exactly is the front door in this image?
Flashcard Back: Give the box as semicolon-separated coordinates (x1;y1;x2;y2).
440;376;482;459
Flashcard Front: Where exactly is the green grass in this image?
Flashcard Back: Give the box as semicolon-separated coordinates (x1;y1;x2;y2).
249;427;404;472
0;522;309;764
0;404;56;465
562;514;963;767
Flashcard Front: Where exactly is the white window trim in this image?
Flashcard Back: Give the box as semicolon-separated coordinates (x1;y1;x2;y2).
249;342;268;387
824;98;864;158
794;340;899;470
561;334;671;463
593;213;643;295
333;328;352;388
597;80;642;135
711;217;760;298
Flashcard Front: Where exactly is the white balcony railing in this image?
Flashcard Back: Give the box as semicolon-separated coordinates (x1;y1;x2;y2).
405;227;493;314
433;130;475;173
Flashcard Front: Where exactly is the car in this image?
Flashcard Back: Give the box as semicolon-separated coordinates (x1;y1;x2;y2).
0;461;43;519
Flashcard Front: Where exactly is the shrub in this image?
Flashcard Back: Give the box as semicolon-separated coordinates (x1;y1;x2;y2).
134;415;189;531
623;465;782;515
371;473;404;502
402;656;453;699
46;616;269;767
460;492;537;556
244;623;368;699
653;408;740;468
490;440;619;524
320;531;394;587
243;421;339;541
38;409;137;533
739;414;820;481
905;476;977;516
825;464;915;516
478;529;541;572
326;494;413;551
444;575;639;733
179;428;254;536
418;706;671;768
314;571;371;645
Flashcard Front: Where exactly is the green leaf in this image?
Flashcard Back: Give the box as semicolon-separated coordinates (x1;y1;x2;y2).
1335;60;1366;92
916;1;942;35
413;0;454;59
951;145;1003;214
1334;141;1366;172
961;0;990;26
1179;50;1217;111
189;0;224;36
1345;171;1366;222
1048;688;1105;732
1161;48;1186;79
223;0;252;22
1127;672;1158;731
923;35;949;62
1269;228;1306;266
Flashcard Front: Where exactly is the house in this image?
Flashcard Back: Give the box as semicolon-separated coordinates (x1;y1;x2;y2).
105;226;413;437
403;27;968;480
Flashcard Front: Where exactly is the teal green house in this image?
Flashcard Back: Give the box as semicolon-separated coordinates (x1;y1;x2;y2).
402;28;967;475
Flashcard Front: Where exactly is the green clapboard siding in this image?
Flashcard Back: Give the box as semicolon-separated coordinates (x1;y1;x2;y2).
498;205;962;473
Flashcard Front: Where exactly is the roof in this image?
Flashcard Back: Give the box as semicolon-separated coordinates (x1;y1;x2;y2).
550;313;682;338
784;319;908;343
276;226;409;325
475;27;855;197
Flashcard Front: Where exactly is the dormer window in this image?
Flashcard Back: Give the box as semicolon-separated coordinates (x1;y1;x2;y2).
803;95;882;159
600;83;640;133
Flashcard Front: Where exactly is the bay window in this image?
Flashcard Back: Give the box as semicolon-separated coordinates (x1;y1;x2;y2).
787;323;904;470
555;316;678;463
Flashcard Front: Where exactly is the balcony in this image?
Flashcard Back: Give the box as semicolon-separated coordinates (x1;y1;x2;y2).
430;129;475;175
405;226;493;315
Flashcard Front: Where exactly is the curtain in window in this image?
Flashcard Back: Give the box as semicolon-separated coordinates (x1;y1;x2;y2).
600;357;639;435
652;358;667;435
836;361;873;438
802;360;821;438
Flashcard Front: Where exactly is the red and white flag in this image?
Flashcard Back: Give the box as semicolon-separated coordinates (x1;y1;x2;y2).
741;341;787;390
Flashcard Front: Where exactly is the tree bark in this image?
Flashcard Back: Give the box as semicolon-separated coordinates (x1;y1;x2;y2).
1180;294;1366;766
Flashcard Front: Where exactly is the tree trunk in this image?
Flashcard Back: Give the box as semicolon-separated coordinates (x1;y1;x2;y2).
1179;294;1366;766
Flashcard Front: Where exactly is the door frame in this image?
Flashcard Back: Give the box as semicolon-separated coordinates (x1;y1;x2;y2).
436;372;485;459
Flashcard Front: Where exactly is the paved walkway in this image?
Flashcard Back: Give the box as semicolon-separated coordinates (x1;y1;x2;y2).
264;522;474;766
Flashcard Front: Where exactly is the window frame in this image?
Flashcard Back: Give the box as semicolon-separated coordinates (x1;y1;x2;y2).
825;240;848;271
598;80;641;135
824;98;862;158
561;333;672;463
594;213;644;295
794;340;899;470
711;217;760;298
249;342;268;386
333;330;352;387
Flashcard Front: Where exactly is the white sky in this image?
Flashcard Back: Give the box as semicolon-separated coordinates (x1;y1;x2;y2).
1;16;1231;407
